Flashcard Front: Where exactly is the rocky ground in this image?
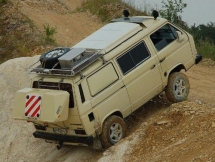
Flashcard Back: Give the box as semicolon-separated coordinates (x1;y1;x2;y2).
0;1;215;162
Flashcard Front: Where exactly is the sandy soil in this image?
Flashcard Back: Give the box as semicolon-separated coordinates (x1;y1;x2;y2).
1;1;215;162
13;0;103;47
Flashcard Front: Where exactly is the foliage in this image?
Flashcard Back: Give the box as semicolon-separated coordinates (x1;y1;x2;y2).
190;22;215;43
0;2;51;64
78;0;146;22
43;24;57;44
1;0;8;4
160;0;187;26
188;22;215;60
196;39;215;60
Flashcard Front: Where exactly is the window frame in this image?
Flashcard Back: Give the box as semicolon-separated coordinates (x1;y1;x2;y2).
116;41;151;75
150;23;178;51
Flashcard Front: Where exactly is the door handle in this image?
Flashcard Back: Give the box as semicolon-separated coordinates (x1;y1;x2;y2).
150;64;156;69
160;57;166;63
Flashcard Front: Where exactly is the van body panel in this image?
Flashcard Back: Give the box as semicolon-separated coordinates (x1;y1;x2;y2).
80;110;101;136
122;55;163;111
93;87;131;122
87;63;119;97
91;80;125;108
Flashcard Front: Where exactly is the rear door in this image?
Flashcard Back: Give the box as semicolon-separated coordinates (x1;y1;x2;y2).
116;40;163;111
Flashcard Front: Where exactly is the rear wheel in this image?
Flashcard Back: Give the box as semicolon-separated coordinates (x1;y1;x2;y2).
165;72;190;102
100;115;126;148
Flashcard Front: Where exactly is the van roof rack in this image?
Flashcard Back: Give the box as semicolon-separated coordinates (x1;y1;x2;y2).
111;16;153;24
29;48;103;76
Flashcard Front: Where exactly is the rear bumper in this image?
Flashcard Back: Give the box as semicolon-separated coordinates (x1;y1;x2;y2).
33;131;94;146
195;54;202;64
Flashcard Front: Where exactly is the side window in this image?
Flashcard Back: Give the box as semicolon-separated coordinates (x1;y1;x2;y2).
87;63;118;96
150;24;178;51
117;41;150;74
78;84;85;103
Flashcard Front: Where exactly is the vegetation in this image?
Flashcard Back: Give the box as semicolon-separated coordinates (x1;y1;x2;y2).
0;2;56;63
43;24;57;44
188;23;215;60
1;0;8;4
160;0;187;26
190;22;215;43
196;39;215;60
78;0;146;22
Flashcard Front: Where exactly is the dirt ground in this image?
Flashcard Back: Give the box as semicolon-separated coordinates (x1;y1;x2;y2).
12;0;103;47
1;0;215;162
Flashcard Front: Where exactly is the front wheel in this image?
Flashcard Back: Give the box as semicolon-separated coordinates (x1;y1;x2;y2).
100;115;126;148
165;72;190;103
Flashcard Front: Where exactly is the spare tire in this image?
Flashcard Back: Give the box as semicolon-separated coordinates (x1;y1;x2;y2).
40;47;70;69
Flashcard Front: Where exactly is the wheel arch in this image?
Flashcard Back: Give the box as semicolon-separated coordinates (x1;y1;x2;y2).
164;64;186;88
111;111;123;118
168;63;186;76
100;110;123;129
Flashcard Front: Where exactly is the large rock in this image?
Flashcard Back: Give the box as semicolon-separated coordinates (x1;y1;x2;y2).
0;56;42;161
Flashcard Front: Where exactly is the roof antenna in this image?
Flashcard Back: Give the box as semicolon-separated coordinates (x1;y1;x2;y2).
123;9;130;20
152;10;159;20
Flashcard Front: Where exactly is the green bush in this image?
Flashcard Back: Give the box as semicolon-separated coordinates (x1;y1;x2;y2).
78;0;146;22
1;0;8;4
43;24;57;44
196;39;215;60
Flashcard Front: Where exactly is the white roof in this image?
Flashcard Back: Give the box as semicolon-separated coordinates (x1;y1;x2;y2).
72;22;142;53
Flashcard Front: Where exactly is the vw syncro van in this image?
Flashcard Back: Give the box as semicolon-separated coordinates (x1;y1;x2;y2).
13;11;202;149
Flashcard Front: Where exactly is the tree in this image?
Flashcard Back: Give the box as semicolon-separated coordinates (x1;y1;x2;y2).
160;0;187;26
190;22;215;43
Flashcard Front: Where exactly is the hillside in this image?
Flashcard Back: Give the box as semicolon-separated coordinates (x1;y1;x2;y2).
12;0;103;47
0;1;215;162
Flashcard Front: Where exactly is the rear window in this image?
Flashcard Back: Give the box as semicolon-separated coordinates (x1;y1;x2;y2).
32;81;74;108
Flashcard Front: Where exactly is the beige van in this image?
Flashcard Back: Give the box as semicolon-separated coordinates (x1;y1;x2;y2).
13;11;202;149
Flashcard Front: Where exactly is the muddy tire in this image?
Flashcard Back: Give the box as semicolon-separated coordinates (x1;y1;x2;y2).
100;115;126;148
40;47;70;69
165;72;190;103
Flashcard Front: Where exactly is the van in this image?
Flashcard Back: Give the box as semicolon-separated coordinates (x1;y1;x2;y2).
12;11;202;149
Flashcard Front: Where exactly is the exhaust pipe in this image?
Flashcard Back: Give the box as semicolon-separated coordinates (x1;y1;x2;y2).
56;141;63;150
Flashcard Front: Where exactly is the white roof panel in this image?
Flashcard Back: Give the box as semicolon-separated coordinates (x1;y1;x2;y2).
73;22;142;53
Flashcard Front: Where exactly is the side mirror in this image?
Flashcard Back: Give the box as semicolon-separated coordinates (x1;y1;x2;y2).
176;31;184;43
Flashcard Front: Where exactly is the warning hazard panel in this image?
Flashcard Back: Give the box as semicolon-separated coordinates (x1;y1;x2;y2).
25;95;42;118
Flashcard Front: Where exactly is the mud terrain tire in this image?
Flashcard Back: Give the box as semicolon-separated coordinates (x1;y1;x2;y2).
100;115;126;148
40;47;70;69
165;72;190;103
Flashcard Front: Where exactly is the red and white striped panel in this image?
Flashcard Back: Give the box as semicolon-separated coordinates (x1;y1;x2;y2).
25;95;42;118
